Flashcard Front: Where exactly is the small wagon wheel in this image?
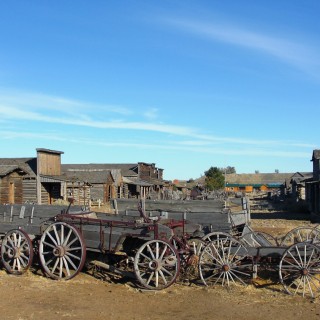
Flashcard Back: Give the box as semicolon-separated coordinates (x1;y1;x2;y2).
134;239;180;290
279;242;320;299
240;231;279;247
181;238;206;281
279;226;320;247
39;222;86;280
1;229;34;275
199;234;252;287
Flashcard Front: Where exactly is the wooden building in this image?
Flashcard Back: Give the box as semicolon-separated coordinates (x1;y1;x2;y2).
225;173;293;194
305;150;320;221
61;162;164;203
290;172;313;201
0;148;165;206
0;149;63;205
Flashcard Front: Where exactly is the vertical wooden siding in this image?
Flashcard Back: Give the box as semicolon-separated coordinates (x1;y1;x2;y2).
38;153;61;176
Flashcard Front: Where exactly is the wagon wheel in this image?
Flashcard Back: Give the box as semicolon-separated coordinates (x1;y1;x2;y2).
279;242;320;299
201;231;232;243
1;229;33;275
134;239;180;290
181;238;206;281
39;222;86;280
240;231;279;247
279;226;320;247
199;234;252;287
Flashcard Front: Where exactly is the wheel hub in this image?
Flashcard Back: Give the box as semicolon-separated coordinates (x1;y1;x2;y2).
222;264;230;272
7;247;21;259
53;246;66;257
301;268;309;276
148;260;160;271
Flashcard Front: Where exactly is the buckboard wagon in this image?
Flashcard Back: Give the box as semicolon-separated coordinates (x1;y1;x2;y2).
0;199;319;298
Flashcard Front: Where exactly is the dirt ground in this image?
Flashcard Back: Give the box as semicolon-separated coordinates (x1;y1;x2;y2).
0;211;319;320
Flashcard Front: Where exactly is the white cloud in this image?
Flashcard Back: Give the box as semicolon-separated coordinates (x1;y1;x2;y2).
162;18;320;75
0;89;314;153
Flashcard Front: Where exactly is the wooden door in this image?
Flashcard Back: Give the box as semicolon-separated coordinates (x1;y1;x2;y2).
9;182;15;203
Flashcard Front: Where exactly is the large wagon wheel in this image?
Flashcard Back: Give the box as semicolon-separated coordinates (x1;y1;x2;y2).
1;229;33;275
279;226;320;247
199;234;252;287
39;222;86;280
279;242;320;299
134;239;180;290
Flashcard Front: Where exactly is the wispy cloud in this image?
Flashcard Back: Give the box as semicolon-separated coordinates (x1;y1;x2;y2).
0;89;314;152
162;18;320;75
144;107;159;120
0;129;311;160
0;88;132;116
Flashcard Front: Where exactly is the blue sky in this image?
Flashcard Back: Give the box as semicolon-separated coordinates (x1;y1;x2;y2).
0;1;319;180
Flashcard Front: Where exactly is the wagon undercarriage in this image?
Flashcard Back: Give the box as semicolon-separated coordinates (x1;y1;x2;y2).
0;199;319;298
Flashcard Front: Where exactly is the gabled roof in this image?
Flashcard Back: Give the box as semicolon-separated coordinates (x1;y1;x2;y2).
226;173;293;185
290;172;313;184
61;169;113;184
62;163;138;177
122;177;153;186
0;158;37;177
0;165;21;176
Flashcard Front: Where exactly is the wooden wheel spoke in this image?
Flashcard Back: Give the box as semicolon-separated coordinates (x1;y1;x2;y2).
61;225;65;246
18;256;27;268
64;254;80;270
13;233;18;246
155;271;159;287
53;225;61;246
65;236;78;248
146;244;156;260
280;263;301;272
62;257;71;277
146;271;155;285
19;252;29;263
67;246;83;252
65;251;81;261
63;229;73;246
308;273;320;287
287;250;303;268
7;237;15;248
43;241;56;249
50;257;60;273
159;245;167;261
209;245;224;264
44;256;55;266
306;248;316;269
158;269;168;285
229;270;247;286
139;252;152;262
230;266;251;278
59;257;63;278
137;262;149;267
160;266;173;277
46;231;58;247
